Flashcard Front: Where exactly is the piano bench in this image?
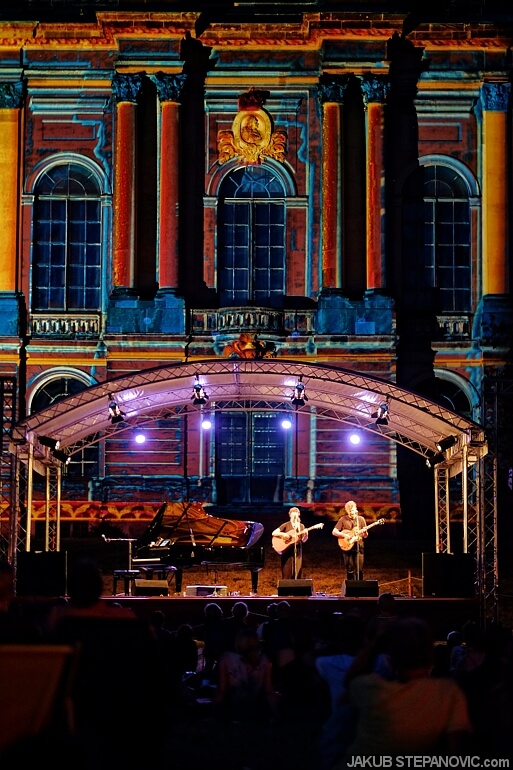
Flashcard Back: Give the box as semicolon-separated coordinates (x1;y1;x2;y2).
138;565;177;583
113;569;140;596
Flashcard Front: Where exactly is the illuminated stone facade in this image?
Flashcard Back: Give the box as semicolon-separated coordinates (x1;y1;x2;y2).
0;2;511;534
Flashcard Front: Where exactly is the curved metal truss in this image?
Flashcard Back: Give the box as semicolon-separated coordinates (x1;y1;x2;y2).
11;359;487;470
6;358;497;620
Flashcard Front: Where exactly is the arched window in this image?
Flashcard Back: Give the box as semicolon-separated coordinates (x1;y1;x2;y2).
217;165;286;307
402;164;471;313
414;375;472;420
32;163;102;311
31;375;99;479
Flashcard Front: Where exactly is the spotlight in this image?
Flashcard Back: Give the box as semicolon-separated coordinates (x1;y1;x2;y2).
201;417;212;430
52;449;70;465
281;418;292;430
39;436;60;451
436;435;458;452
108;395;125;425
426;452;446;469
291;376;308;407
134;431;146;444
192;376;209;405
349;432;361;445
372;402;389;426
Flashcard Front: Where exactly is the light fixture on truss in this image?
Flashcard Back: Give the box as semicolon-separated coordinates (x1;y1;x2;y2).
372;401;389;426
192;375;209;405
108;395;125;425
291;375;308;407
436;435;458;452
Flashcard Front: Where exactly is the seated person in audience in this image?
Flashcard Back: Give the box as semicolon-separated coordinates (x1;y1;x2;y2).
198;601;225;683
220;600;250;652
215;626;280;723
335;616;472;760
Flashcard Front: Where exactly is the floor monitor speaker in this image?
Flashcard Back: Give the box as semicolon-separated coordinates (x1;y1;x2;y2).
344;579;379;597
134;579;169;597
277;579;313;596
422;553;475;598
16;551;67;597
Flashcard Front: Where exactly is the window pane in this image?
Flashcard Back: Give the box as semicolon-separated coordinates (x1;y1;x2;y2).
234;226;249;247
454;223;470;243
453;289;471;311
233;270;248;290
454;245;469;267
438;246;453;268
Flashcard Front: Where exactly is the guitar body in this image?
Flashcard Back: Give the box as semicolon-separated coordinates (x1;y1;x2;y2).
272;522;324;555
272;531;304;556
337;518;385;551
338;531;363;552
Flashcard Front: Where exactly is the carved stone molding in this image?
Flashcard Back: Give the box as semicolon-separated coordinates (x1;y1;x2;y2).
318;74;351;106
112;73;144;104
359;74;390;106
0;81;24;109
481;81;510;112
151;72;187;103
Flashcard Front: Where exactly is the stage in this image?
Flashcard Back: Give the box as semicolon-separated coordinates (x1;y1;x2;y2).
99;593;480;640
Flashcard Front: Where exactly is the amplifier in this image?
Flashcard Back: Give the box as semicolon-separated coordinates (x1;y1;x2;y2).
185;585;228;597
134;579;169;597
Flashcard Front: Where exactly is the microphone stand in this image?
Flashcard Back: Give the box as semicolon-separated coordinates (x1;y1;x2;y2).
292;522;301;580
353;514;361;582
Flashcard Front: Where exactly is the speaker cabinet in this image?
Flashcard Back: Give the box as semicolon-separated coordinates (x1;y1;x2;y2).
134;579;169;597
422;553;475;598
277;579;313;596
343;579;379;597
16;551;67;597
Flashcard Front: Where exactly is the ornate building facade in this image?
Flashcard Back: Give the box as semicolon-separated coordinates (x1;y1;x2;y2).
0;1;511;545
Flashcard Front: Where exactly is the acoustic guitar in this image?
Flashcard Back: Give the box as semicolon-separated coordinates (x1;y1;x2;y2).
272;523;324;555
337;518;385;551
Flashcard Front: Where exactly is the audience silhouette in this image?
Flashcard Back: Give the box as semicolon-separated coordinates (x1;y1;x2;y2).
3;559;513;770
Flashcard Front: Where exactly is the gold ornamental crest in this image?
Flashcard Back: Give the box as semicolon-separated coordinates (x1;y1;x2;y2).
217;88;287;165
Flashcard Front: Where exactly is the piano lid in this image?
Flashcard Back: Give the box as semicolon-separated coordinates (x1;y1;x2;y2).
136;501;264;550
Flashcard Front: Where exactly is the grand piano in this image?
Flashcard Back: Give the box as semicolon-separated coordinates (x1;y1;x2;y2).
132;501;265;593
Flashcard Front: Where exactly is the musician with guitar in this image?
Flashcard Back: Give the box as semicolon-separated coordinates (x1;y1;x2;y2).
332;500;380;583
272;506;323;580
